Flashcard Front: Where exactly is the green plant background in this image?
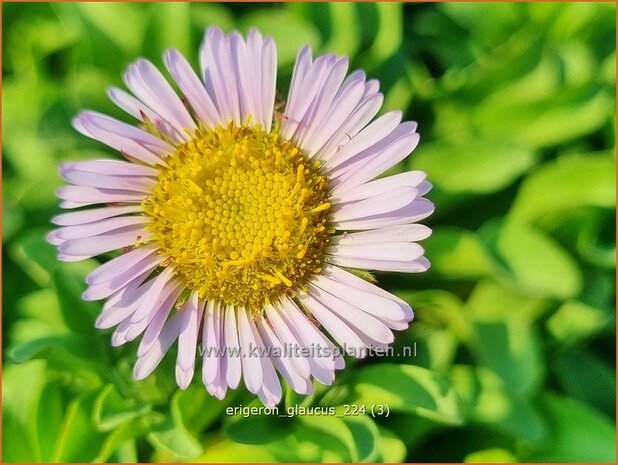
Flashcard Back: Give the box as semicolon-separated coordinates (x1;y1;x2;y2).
2;2;616;463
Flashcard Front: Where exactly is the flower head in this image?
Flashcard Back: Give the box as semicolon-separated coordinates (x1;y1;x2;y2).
48;27;433;406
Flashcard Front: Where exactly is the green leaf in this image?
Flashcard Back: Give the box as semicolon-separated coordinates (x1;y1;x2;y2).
149;3;192;56
110;358;177;406
543;3;615;44
351;364;465;425
547;300;609;344
424;226;499;279
109;439;138;463
2;81;59;178
2;361;47;462
12;289;68;341
342;416;380;462
409;322;458;372
385;414;440;449
466;280;545;396
52;393;107;462
9;333;101;364
7;334;105;388
411;138;537;194
8;334;66;362
376;427;407;462
381;65;414;114
471;319;543;397
467;279;551;323
480;219;582;299
398;289;472;341
201;415;372;463
190;3;234;33
529;394;616;462
224;413;293;445
575;210;616;269
193;434;277;462
10;230;58;286
289;416;358;462
440;3;519;46
552;350;616;416
52;263;102;335
474;85;613;148
36;381;64;462
510;152;615;224
360;3;403;65
147;394;203;459
450;365;547;443
464;448;518;463
94;411;165;462
239;9;320;67
2;197;24;242
175;384;237;433
284;384;316;410
75;3;145;54
3;409;36;462
320;3;360;56
93;384;152;432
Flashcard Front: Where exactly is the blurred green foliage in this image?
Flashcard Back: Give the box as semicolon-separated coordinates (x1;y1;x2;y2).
2;2;616;463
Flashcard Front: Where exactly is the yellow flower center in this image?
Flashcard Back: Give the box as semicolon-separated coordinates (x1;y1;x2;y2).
142;124;331;314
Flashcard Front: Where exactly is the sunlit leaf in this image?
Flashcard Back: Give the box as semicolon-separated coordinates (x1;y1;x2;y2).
290;416;358;462
510;152;615;224
95;414;165;462
439;3;519;47
321;3;360;56
350;364;465;425
2;361;47;462
147;394;204;459
467;280;545;396
191;434;277;462
474;85;613;148
239;9;320;67
547;300;609;344
376;427;407;462
8;333;99;364
399;289;472;341
450;365;547;443
470;319;543;397
423;226;500;279
190;3;234;33
480;219;582;299
411;138;537;194
75;3;145;54
52;263;103;335
15;289;67;336
149;3;192;57
467;279;551;323
464;448;518;463
93;384;152;432
360;3;403;65
3;198;24;242
10;230;58;286
342;416;380;462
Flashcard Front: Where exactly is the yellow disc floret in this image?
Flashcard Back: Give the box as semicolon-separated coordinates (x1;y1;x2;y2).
142;123;331;315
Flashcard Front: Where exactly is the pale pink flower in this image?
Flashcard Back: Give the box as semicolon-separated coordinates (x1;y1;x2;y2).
48;27;433;406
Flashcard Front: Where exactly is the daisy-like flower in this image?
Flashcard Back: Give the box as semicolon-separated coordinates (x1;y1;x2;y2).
48;27;433;406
